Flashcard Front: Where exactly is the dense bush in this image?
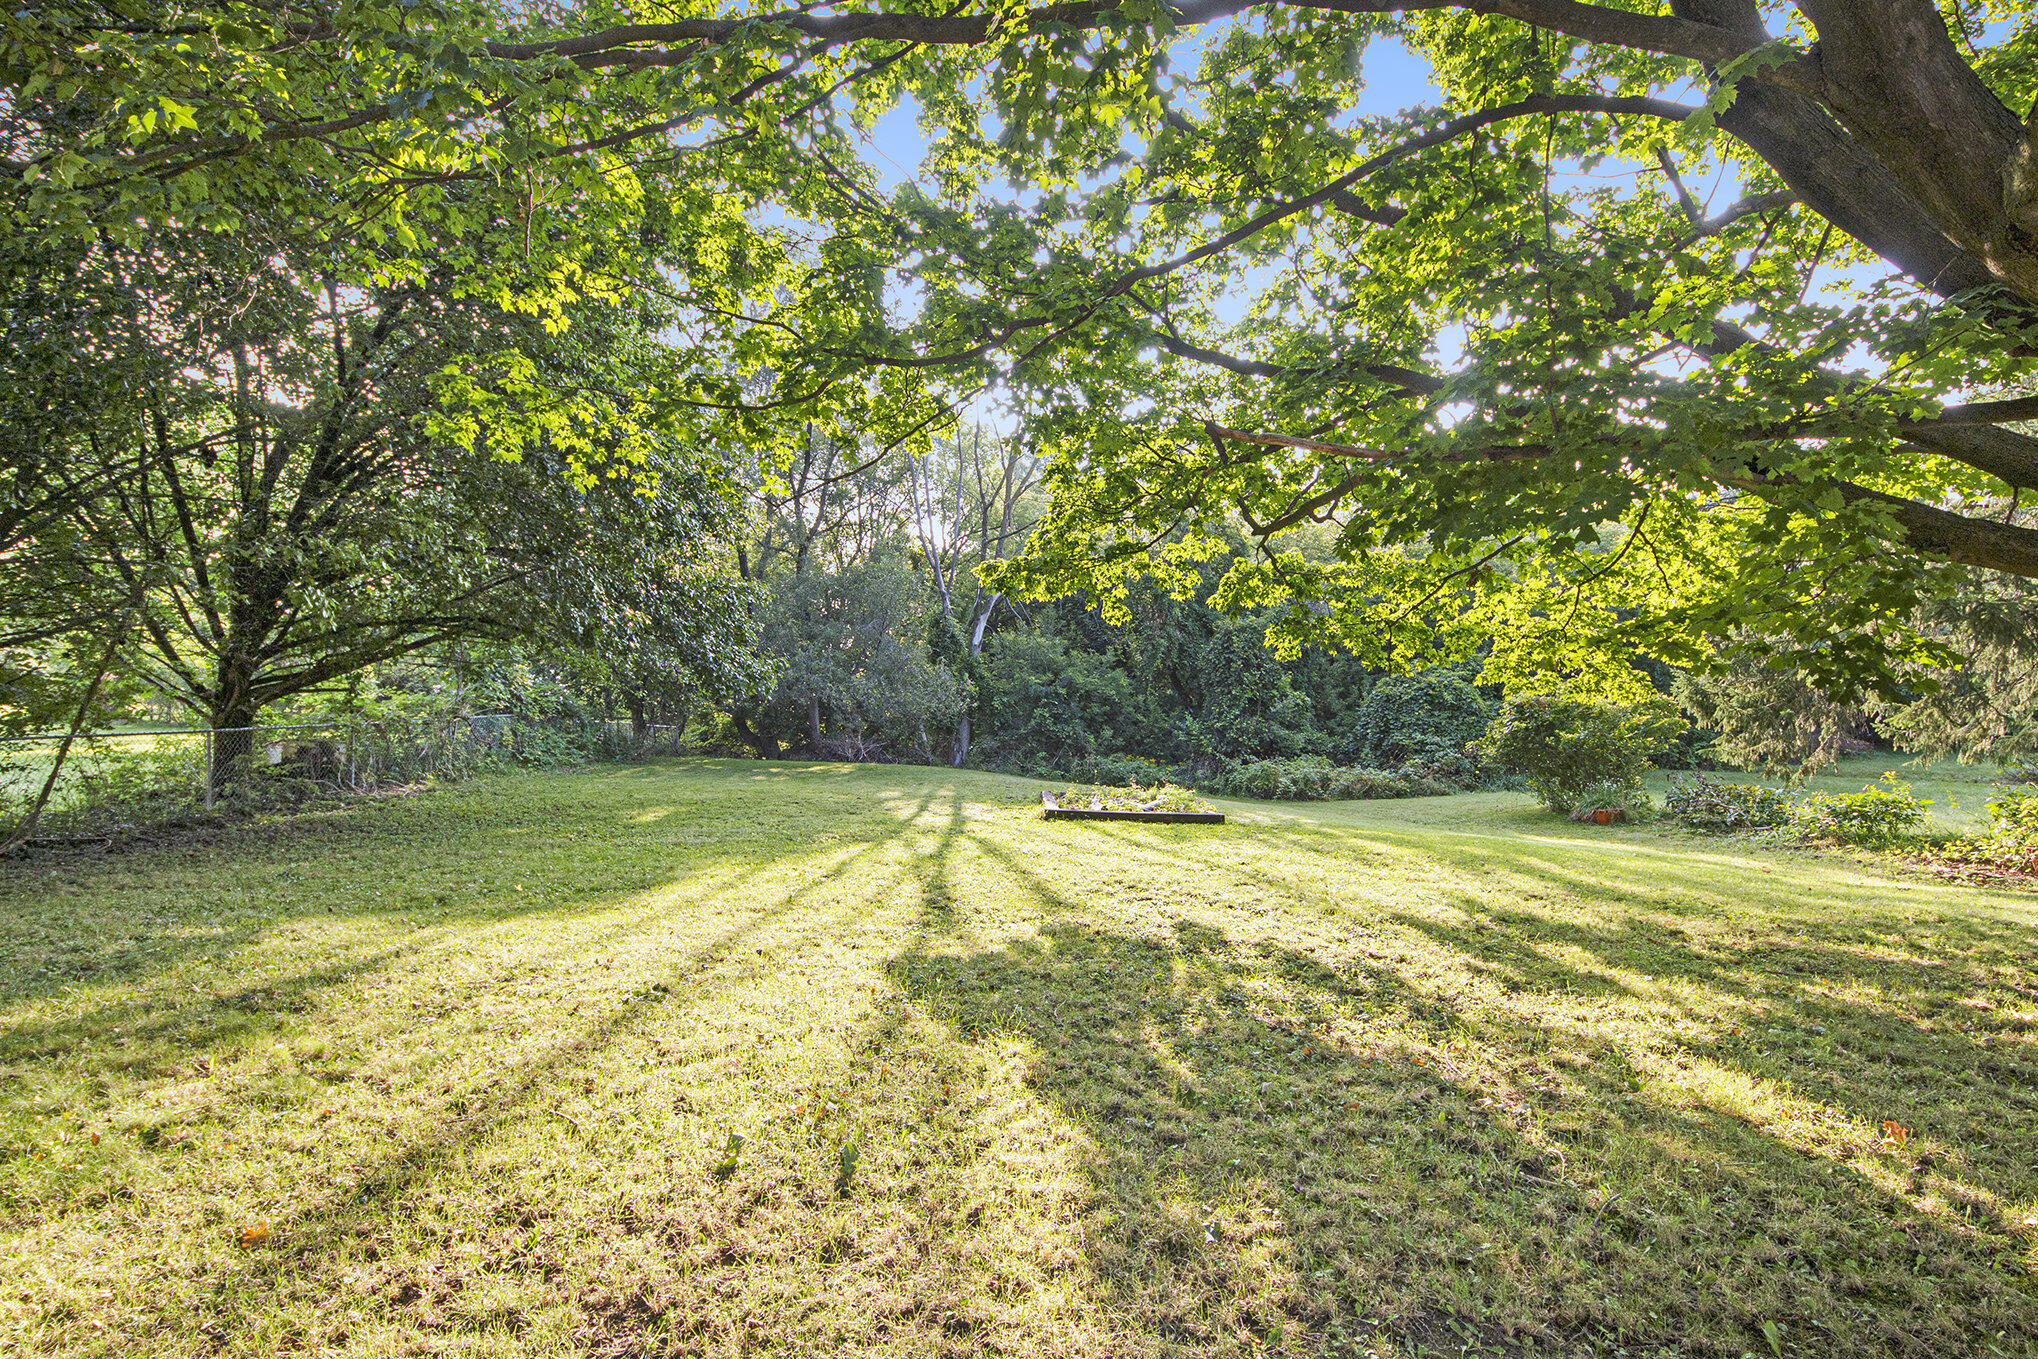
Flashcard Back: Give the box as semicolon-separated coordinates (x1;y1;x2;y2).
1787;774;1930;848
1951;784;2038;868
1663;775;1795;831
1065;752;1172;787
1347;669;1491;767
1185;618;1323;760
1477;695;1686;814
1201;756;1456;802
1400;746;1494;789
980;633;1135;763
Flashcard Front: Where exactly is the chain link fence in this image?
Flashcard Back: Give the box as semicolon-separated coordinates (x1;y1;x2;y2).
0;713;690;849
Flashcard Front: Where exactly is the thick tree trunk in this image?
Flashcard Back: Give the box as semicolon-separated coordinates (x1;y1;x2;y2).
945;709;970;770
807;693;823;754
206;673;261;804
628;694;648;742
1672;0;2034;305
730;709;778;760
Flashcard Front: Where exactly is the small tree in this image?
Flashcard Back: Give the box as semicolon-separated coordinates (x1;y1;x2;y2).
1479;696;1685;815
1675;659;1866;778
752;558;963;762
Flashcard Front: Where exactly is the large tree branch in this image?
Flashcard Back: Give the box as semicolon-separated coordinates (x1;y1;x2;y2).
1929;394;2038;427
482;0;1771;73
1682;308;2038;491
1212;417;2038;580
1287;0;1777;69
1839;482;2038;578
852;92;1696;374
1206;423;1547;464
1788;0;2029;292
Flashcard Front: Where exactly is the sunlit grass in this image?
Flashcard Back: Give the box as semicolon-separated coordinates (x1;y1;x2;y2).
2;761;2034;1357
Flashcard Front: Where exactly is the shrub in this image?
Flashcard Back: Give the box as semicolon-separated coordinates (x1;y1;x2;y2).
1477;695;1685;814
1199;757;1456;802
1067;752;1169;788
1663;775;1795;831
1347;670;1491;767
1955;784;2038;868
1788;773;1930;849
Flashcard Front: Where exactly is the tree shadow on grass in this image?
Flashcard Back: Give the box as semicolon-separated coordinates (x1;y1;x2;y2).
1156;823;2038;1247
895;830;2038;1359
5;823;919;1351
0;759;919;1020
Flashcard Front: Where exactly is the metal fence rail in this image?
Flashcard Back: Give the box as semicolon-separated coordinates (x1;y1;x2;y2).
0;713;689;848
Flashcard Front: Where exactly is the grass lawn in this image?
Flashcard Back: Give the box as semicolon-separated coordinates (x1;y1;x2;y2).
2;761;2035;1358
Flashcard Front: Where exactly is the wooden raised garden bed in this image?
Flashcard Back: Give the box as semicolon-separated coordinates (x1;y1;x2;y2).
1040;791;1225;824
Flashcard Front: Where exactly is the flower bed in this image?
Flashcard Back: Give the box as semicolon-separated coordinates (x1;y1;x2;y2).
1041;784;1224;824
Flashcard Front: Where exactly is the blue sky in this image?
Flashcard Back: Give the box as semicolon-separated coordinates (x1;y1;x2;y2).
858;35;1444;192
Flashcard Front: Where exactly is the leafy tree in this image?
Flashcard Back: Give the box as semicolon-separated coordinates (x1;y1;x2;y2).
1479;694;1686;813
978;631;1137;766
1675;654;1869;776
29;0;2038;735
875;1;2038;697
1187;615;1323;760
750;557;963;761
904;428;1045;763
1870;568;2038;768
30;220;757;787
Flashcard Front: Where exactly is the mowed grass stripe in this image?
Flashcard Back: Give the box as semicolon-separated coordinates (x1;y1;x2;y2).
1;760;2034;1358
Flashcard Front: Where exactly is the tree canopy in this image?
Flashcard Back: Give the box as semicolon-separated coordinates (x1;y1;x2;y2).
12;0;2038;699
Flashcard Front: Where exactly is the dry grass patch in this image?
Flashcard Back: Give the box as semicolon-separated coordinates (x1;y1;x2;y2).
1;760;2034;1357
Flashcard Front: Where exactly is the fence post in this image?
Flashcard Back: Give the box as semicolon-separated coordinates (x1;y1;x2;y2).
202;730;215;811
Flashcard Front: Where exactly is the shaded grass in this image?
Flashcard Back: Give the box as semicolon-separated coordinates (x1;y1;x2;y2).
1;759;2035;1357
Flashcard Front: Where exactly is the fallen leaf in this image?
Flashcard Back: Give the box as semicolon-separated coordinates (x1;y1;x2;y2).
710;1131;744;1182
237;1222;272;1249
834;1139;860;1197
